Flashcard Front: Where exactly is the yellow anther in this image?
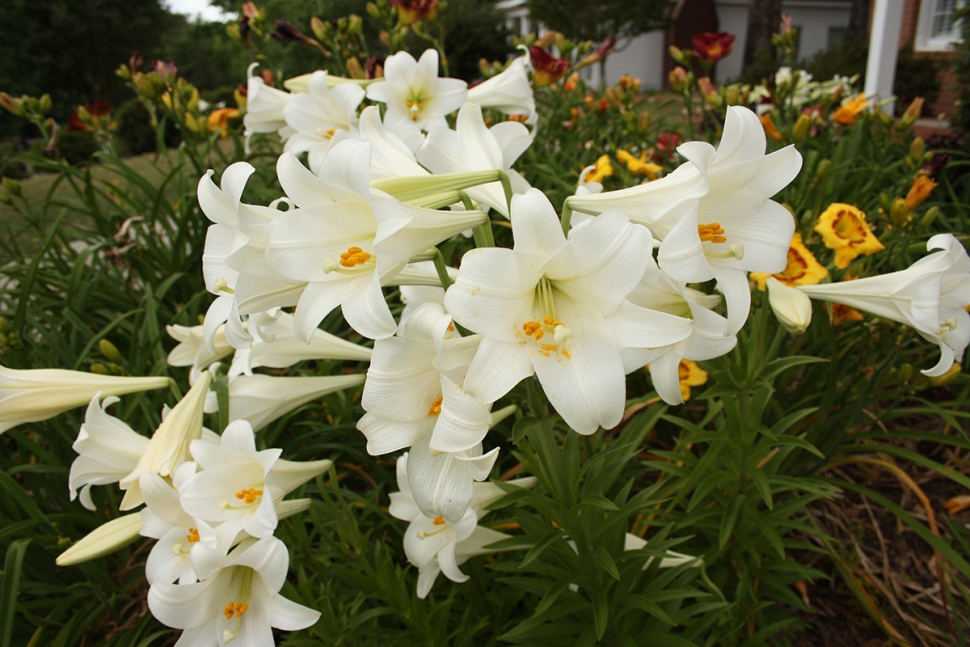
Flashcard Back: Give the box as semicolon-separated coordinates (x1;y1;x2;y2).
186;528;200;543
433;516;446;525
234;488;263;504
429;396;443;416
338;246;372;268
223;602;249;619
698;222;727;244
406;100;423;120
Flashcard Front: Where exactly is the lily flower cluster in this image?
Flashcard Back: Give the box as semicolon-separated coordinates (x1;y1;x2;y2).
6;43;966;647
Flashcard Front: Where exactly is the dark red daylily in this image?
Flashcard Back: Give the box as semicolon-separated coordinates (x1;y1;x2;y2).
390;0;438;25
529;46;570;87
691;32;735;63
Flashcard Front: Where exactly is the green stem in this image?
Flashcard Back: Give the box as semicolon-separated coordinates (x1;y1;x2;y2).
432;248;453;290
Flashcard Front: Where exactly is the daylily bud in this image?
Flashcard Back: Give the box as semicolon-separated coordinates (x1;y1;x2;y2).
891;198;911;227
668;45;688;64
920;206;940;227
816;159;831;181
792;113;811;142
310;16;327;40
99;339;124;364
767;277;813;334
345;56;365;79
909;136;925;162
0;92;26;117
668;66;688;93
759;113;783;142
56;513;143;566
898;363;913;382
347;14;363;34
90;363;110;375
928;362;961;387
529;46;570;87
38;94;52;115
637;112;650;133
366;2;381;18
115;63;132;81
901;97;924;127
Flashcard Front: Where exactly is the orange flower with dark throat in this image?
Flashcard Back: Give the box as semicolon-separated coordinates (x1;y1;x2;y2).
529;46;570;87
691;32;735;63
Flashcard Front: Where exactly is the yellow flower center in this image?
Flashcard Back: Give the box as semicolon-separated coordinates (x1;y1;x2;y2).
234;488;263;505
339;246;372;268
186;527;200;543
432;515;446;525
428;396;443;416
697;222;727;244
223;602;249;619
324;246;376;275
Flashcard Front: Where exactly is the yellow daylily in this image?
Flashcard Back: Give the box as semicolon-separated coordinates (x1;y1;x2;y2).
814;203;885;269
677;360;708;402
833;93;868;125
752;232;828;290
616;149;662;180
584;154;614;184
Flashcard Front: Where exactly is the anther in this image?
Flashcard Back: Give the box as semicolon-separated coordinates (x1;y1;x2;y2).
698;223;727;244
428;396;443;416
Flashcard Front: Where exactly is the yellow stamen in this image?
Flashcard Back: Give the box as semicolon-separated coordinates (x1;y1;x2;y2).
234;488;263;504
433;516;446;525
428;396;443;416
223;601;248;619
698;222;727;244
339;246;372;268
186;528;200;543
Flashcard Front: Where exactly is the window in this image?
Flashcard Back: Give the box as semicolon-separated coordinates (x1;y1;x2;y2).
916;0;964;51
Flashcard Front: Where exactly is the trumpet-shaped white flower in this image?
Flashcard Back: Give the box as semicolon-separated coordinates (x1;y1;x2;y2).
265;141;485;340
359;302;499;523
148;536;320;646
445;189;693;434
366;49;468;131
355;106;429;179
243;64;294;144
618;265;737;405
282;70;366;174
0;364;170;435
798;233;970;376
69;395;150;510
227;372;366;432
389;453;534;598
179;419;332;552
167;323;234;382
466;53;536;124
119;371;212;511
417;102;533;217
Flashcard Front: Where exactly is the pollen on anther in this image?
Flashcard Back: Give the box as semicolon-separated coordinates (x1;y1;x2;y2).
234;488;263;504
338;246;372;268
223;602;249;619
428;396;443;416
698;223;727;243
186;528;200;543
433;516;446;525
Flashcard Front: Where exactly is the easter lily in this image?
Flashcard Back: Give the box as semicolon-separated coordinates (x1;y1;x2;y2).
282;70;365;174
466;52;536;123
147;536;320;646
366;49;468;131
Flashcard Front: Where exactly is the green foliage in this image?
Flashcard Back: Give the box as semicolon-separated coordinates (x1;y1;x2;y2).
894;48;943;117
526;0;668;42
799;42;868;85
54;130;100;166
158;17;252;105
112;99;181;156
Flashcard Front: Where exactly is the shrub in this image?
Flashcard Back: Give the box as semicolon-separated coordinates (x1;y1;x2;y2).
113;98;181;156
54;129;99;166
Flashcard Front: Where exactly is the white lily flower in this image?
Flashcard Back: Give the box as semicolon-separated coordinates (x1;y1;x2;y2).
356;106;430;179
139;464;209;584
417;102;533;217
265;141;485;340
179;420;332;552
69;395;150;510
228;310;372;378
0;364;170;435
466;52;536;124
148;536;320;646
617;265;737;405
366;49;468;131
243;63;294;146
282;70;366;174
445;189;692;434
227;372;366;432
118;371;212;511
624;533;701;570
167;323;234;382
798;233;970;376
766;277;813;334
389;453;534;598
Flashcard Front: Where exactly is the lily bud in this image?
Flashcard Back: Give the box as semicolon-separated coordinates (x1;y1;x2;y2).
767;278;813;334
0;92;26;117
928;362;961;387
920;206;940;227
345;56;365;79
792;113;811;142
668;66;688;93
901;97;924;127
909;136;925;162
668;45;688;64
310;16;327;40
816;159;831;181
890;198;911;227
38;94;52;116
99;339;124;364
56;513;143;566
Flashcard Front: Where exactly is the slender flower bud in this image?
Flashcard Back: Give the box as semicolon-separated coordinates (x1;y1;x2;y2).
767;277;813;334
792;113;811;142
890;197;911;227
56;513;143;566
0;365;171;435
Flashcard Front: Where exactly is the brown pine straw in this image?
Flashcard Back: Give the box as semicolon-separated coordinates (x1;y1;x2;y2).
822;455;958;641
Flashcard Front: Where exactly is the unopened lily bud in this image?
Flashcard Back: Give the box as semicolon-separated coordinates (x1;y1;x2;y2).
2;177;22;198
909;136;925;162
56;514;143;566
0;92;25;117
99;339;124;364
347;14;363;34
637;112;650;133
767;278;813;334
878;110;894;127
815;159;831;181
901;97;923;127
792;113;811;142
90;363;111;375
183;113;202;134
346;56;365;79
310;16;327;40
379;30;390;46
668;66;688;93
366;2;381;18
226;22;243;42
919;206;940;227
878;192;891;212
116;63;132;81
668;45;688;64
890;198;911;227
929;362;961;387
38;94;52;115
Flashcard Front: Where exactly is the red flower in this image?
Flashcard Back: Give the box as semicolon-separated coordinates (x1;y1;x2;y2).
529;46;570;87
390;0;438;24
654;132;680;161
691;32;735;63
